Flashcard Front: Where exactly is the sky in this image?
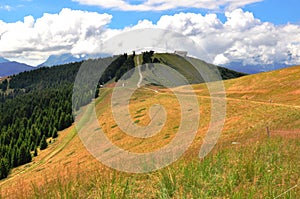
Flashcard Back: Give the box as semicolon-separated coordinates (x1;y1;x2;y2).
0;0;299;66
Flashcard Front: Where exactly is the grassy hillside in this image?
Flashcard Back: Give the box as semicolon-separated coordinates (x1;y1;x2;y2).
0;51;245;182
154;53;245;84
100;52;245;85
1;65;299;198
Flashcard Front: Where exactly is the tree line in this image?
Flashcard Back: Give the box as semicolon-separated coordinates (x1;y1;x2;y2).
0;53;141;179
0;64;79;179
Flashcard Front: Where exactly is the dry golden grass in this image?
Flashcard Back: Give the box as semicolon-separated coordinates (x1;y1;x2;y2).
1;66;300;198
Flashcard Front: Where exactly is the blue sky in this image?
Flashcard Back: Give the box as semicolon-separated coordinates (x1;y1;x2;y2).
0;0;299;28
0;0;300;66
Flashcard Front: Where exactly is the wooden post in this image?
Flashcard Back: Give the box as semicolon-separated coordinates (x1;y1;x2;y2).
266;126;270;137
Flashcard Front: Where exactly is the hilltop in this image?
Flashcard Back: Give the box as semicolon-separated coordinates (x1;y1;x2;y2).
1;62;299;198
97;52;245;86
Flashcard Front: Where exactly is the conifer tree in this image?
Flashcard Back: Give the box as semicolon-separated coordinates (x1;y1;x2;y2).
0;158;10;179
52;127;58;138
34;147;38;157
39;135;48;150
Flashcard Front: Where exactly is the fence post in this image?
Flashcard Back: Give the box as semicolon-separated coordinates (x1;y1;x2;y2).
266;126;270;137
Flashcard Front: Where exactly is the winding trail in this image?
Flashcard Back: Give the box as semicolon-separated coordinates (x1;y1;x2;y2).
172;86;300;109
136;57;143;88
135;56;158;93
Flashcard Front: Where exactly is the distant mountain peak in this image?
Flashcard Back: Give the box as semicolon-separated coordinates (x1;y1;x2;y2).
222;61;290;74
0;61;34;77
39;53;111;67
0;57;9;63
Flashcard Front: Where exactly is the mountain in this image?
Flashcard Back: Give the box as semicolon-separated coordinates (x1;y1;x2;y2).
0;57;9;63
223;61;290;74
38;53;86;67
39;53;111;67
0;61;34;77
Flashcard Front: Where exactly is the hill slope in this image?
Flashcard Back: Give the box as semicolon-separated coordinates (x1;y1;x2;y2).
0;52;244;182
154;53;245;84
1;65;299;198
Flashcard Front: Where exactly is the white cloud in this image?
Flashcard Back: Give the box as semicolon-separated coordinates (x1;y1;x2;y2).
224;9;260;30
0;8;112;65
156;12;223;36
72;0;262;11
142;10;300;66
23;15;35;28
1;8;300;68
214;54;230;65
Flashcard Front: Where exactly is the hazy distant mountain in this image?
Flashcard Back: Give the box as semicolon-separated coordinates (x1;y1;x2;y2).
38;53;85;67
224;61;289;74
39;53;111;67
0;61;34;77
0;57;9;63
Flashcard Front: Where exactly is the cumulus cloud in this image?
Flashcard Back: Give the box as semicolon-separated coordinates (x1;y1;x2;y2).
1;8;300;67
156;12;223;36
72;0;262;11
224;9;260;30
145;9;300;66
214;54;230;65
0;8;112;65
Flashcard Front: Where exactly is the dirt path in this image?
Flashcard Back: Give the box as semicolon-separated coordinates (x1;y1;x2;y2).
135;56;158;93
172;87;300;109
136;57;143;88
210;95;300;109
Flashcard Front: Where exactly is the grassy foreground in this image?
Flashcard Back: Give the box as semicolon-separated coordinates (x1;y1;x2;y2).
13;136;300;198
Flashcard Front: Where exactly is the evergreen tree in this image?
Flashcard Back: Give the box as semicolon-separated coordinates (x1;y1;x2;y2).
18;144;32;165
34;147;38;157
40;135;48;150
10;148;17;167
52;127;58;138
0;158;10;179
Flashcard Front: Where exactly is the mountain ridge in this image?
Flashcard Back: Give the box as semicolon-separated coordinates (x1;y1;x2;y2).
39;53;111;67
0;61;35;77
0;57;9;63
222;61;290;74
